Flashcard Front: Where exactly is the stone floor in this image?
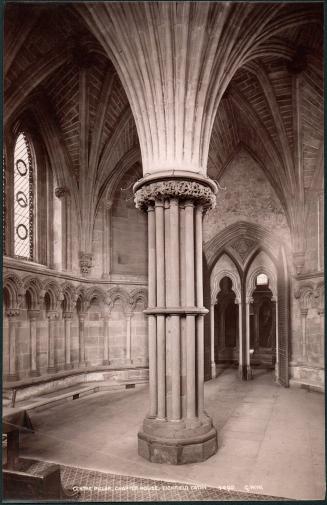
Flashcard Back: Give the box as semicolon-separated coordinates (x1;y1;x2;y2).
19;369;325;501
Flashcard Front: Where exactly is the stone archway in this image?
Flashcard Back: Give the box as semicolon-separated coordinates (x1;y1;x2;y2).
209;253;242;378
245;251;278;380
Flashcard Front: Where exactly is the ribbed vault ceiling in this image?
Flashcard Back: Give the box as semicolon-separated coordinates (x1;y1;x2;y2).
4;2;323;251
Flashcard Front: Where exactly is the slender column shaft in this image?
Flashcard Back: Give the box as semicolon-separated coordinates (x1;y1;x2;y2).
7;313;18;379
103;316;110;365
28;310;39;376
210;304;216;378
195;205;204;416
64;313;72;368
148;206;157;307
170;198;181;420
157;316;165;419
196;316;204;414
317;194;321;271
275;299;279;381
30;317;37;372
102;202;112;279
62;196;67;270
126;313;132;363
195;206;203;305
185;201;195;305
301;309;308;362
319;310;324;356
66;196;72;271
155;201;166;419
164;200;171;306
147;205;157;417
79;313;86;366
156;201;165;306
237;302;242;377
245;300;252;379
47;313;56;372
185;201;196;418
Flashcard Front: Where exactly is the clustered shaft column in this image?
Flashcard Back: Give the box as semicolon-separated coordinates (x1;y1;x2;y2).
134;172;218;465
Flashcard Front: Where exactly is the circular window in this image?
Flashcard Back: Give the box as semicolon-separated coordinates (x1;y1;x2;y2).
16;224;28;240
15;159;28;176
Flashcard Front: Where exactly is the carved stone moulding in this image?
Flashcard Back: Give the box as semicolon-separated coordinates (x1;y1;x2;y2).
133;171;218;212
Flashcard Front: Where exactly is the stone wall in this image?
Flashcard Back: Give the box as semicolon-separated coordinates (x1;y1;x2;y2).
304;190;324;273
111;171;147;276
203;148;291;245
91;167;147;278
290;277;324;390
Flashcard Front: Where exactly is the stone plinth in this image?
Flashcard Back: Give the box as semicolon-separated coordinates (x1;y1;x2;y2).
138;415;217;464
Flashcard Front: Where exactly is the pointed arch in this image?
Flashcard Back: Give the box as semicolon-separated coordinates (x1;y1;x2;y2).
42;279;63;311
75;286;89;314
245;250;278;300
23;275;44;310
210;253;241;304
204;221;290;273
85;286;107;306
107;286;130;313
130;288;148;311
61;282;77;313
3;273;25;309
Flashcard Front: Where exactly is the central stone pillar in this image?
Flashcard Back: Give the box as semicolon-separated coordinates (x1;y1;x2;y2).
134;171;218;464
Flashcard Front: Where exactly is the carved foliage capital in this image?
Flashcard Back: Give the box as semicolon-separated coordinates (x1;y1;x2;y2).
79;252;93;275
134;179;216;212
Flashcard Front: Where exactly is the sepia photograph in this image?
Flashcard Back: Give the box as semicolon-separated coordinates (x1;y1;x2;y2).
2;1;325;502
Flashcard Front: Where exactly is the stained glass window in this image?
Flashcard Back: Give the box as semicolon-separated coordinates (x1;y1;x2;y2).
14;133;33;259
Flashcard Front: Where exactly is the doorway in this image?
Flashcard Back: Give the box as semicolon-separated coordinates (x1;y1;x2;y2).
214;276;239;368
249;274;276;370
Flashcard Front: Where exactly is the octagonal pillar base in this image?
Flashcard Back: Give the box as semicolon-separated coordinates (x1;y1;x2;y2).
138;428;217;464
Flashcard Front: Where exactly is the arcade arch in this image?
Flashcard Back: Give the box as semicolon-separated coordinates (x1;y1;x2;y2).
209;242;288;384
